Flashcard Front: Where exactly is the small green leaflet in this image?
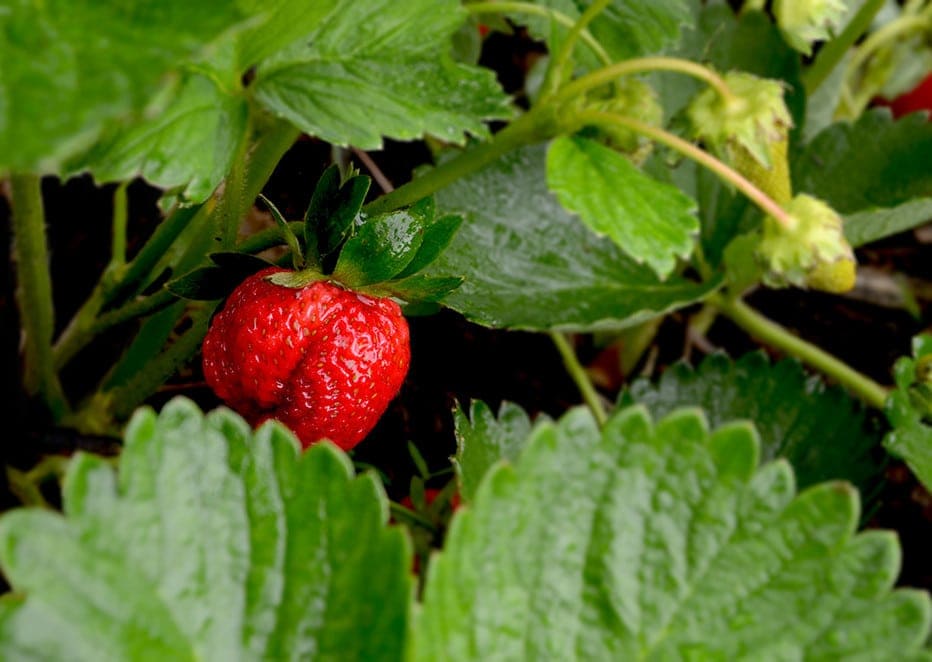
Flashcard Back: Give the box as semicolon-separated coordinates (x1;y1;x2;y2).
429;144;719;331
252;0;511;150
453;400;538;503
884;335;932;495
546;136;699;279
0;0;248;173
416;405;931;660
0;399;411;661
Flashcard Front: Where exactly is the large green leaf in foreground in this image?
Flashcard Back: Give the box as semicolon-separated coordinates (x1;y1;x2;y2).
418;405;931;660
622;352;885;497
430;145;720;331
0;399;411;661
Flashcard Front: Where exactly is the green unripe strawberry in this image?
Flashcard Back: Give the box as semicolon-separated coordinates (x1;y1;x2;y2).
756;194;857;293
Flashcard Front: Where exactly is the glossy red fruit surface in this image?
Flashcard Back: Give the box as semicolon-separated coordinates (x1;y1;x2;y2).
879;72;932;119
202;267;410;450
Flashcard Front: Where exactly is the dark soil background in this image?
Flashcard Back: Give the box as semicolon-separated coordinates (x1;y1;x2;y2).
1;28;931;594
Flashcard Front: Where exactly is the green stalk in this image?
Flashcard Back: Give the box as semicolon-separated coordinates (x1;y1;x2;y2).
466;1;612;66
110;182;129;267
712;295;889;409
574;111;796;230
553;56;737;106
389;502;438;533
803;0;886;94
550;332;608;425
8;174;68;419
540;0;611;98
109;310;212;419
364;109;554;216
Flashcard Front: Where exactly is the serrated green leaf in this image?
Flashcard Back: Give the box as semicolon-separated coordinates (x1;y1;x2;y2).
251;0;511;150
884;337;932;494
415;405;931;660
622;352;885;498
453;400;538;503
0;398;412;661
0;1;248;173
64;73;248;204
428;144;720;331
333;207;427;287
547;136;698;279
794;110;932;214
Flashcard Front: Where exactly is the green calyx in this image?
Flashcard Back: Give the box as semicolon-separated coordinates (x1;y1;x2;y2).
774;0;847;56
756;194;857;293
687;71;793;169
168;167;465;304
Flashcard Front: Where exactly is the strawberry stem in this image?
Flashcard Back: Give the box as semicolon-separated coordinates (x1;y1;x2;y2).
552;56;738;107
550;332;608;425
8;173;69;420
540;0;612;99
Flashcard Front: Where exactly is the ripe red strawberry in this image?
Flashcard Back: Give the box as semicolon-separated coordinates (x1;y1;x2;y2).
202;267;410;450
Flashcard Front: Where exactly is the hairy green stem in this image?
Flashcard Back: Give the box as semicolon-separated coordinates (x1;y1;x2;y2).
550;332;608;425
110;182;129;267
8;174;68;419
466;1;612;66
554;56;737;106
803;0;885;94
364;110;554;216
712;295;889;409
574;111;796;230
541;0;611;98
